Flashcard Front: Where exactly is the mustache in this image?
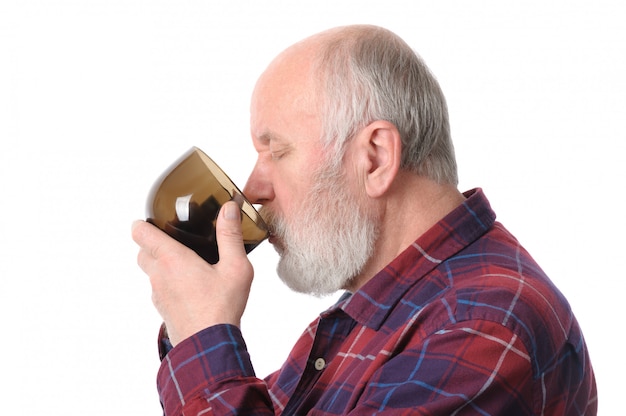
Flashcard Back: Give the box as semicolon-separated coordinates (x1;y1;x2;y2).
258;205;289;254
259;206;280;235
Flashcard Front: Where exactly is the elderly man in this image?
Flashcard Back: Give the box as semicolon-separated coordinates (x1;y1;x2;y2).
132;25;597;415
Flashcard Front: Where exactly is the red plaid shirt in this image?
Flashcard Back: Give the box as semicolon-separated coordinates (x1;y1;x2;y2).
156;188;597;415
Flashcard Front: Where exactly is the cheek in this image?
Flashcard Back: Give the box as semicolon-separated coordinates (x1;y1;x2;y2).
275;167;315;208
273;186;305;221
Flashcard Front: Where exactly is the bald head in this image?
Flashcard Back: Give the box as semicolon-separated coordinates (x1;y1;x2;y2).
252;25;458;185
252;38;318;121
251;25;377;123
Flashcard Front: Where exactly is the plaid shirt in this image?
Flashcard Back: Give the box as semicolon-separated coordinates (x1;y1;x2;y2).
156;188;597;415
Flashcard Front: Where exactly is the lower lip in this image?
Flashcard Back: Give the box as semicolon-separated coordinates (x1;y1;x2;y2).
268;234;284;251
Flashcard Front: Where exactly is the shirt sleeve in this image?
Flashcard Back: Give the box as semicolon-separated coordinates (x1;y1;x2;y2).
157;324;274;416
355;319;536;415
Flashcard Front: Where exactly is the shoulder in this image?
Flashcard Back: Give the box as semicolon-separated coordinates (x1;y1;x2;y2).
400;221;578;376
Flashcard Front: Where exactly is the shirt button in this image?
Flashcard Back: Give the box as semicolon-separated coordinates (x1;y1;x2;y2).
314;357;326;371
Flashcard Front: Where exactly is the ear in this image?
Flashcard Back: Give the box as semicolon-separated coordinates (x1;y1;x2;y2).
353;120;402;198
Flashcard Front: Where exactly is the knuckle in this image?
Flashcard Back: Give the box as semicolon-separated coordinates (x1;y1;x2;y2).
217;226;243;240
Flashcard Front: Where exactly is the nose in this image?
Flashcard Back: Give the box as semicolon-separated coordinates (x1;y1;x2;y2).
242;158;274;205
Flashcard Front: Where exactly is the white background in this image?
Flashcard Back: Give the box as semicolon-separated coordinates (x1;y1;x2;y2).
1;1;623;414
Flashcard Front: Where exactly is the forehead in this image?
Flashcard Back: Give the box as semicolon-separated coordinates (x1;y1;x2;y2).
251;42;321;131
252;43;317;101
250;83;321;153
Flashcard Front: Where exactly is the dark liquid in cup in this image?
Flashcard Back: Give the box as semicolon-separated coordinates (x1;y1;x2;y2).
148;195;263;264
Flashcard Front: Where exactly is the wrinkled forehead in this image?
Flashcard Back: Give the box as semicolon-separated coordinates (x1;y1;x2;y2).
251;41;321;107
250;47;322;137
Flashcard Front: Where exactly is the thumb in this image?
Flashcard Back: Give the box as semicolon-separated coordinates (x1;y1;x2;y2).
215;200;247;261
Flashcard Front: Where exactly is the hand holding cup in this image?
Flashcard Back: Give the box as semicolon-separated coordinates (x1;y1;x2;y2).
132;147;268;346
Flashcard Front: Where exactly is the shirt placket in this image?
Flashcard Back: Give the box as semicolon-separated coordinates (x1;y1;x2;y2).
283;309;355;414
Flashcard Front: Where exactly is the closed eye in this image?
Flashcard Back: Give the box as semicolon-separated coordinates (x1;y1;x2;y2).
270;145;291;160
271;150;285;160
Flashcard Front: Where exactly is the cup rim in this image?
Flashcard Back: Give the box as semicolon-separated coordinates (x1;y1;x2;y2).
190;146;268;233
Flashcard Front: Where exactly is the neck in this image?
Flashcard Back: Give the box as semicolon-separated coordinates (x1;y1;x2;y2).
345;173;465;293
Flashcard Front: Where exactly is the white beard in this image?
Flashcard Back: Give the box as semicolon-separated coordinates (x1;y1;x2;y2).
260;164;379;296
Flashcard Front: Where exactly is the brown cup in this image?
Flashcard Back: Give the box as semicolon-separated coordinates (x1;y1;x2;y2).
146;147;268;264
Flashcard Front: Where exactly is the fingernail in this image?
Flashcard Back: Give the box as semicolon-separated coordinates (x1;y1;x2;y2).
224;201;240;220
131;220;144;240
131;220;143;232
231;192;245;210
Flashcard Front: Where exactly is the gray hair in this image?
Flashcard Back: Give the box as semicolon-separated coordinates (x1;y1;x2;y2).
313;25;458;185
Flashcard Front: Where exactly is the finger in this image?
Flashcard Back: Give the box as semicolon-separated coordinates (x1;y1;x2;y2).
215;200;247;261
132;221;183;278
131;220;171;258
131;219;153;248
131;221;156;272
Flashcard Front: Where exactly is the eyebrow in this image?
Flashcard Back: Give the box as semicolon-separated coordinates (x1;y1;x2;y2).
257;131;286;146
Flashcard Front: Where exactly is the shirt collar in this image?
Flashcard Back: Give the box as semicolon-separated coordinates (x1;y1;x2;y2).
335;188;496;330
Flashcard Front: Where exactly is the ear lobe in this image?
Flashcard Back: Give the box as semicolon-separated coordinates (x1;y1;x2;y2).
358;120;402;198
